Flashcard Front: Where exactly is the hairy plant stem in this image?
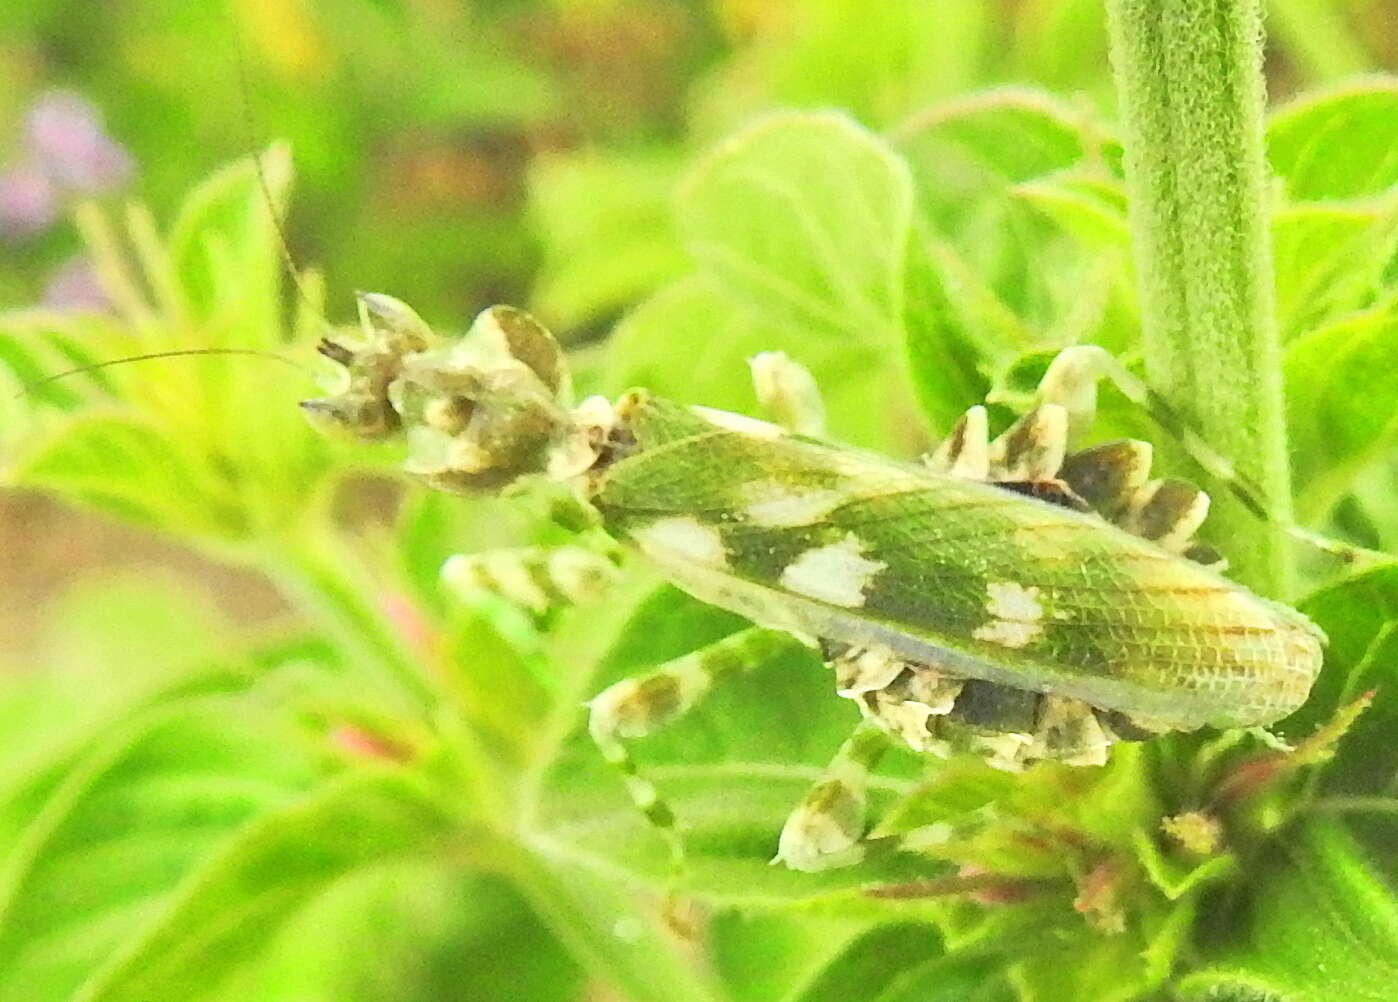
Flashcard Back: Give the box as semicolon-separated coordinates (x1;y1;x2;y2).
1105;0;1293;596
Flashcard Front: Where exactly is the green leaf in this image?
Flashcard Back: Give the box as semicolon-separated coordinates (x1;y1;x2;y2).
1284;298;1398;523
901;153;1134;423
439;605;557;768
167;142;292;338
0;328;86;412
872;954;1013;1002
0;573;248;833
72;769;457;1002
892;88;1105;346
709;912;882;1002
677;112;914;347
509;855;728;1002
528;148;687;329
1273;202;1398;341
1008;174;1141;353
1013;173;1130;252
1269;0;1374;82
1010;922;1172;1002
605;278;790;418
710;914;1007;1002
894;88;1096;206
916;232;1038;356
1269;78;1398;201
33;570;229;677
783;922;989;1002
692;0;994;131
524;584;928;905
1341;460;1398;555
0;310;137;461
900;229;997;430
0;699;322;1002
1001;888;1196;1002
892;87;1100;287
879;745;1160;881
10;413;248;539
607;277;898;447
1295;562;1398;796
11;155;334;543
1176;820;1398;1002
209;865;580;1002
620;114;933;449
1010;0;1112;94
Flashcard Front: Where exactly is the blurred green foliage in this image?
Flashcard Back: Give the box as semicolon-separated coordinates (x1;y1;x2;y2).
0;0;1386;325
1;1;1397;1001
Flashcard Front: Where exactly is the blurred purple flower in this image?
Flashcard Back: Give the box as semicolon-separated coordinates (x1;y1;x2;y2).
0;160;58;237
25;89;134;194
42;255;110;311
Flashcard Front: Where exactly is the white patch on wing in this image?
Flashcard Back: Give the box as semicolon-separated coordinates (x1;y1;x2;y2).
742;484;845;527
631;516;728;570
986;581;1045;621
778;534;886;608
692;406;784;439
972;581;1046;649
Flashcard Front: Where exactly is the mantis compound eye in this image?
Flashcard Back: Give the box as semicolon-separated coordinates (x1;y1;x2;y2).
299;293;437;440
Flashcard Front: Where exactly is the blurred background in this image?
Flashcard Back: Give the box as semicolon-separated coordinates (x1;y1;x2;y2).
1;2;1396;1000
8;0;1397;321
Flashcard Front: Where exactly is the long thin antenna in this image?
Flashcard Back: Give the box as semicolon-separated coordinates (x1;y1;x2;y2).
16;348;313;399
10;24;337;401
229;13;331;330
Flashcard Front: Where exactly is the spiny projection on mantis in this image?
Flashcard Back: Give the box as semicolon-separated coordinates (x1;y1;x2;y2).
301;292;1325;874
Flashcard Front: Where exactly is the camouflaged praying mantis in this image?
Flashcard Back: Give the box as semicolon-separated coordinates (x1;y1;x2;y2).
303;293;1325;874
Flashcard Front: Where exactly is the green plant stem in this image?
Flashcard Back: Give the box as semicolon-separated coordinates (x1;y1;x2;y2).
267;533;438;715
502;847;724;1002
1105;0;1293;596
